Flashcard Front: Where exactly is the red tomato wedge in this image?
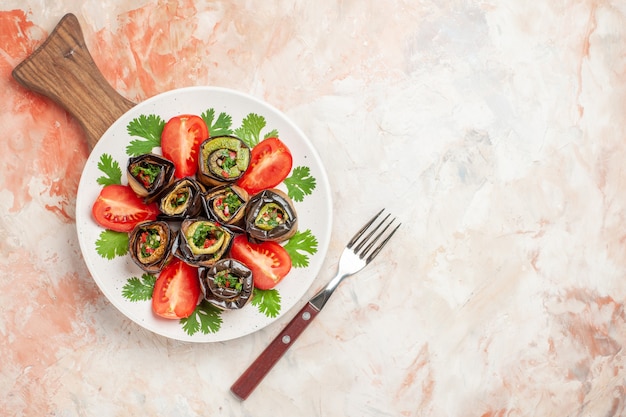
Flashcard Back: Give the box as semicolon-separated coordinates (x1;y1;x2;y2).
152;258;201;319
161;114;208;178
229;235;292;290
92;184;159;232
236;137;293;195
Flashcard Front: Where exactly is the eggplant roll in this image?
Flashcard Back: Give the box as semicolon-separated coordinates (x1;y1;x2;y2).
157;177;204;220
128;220;174;273
199;258;253;310
127;153;175;202
176;219;233;267
197;135;250;187
245;188;298;243
202;184;249;226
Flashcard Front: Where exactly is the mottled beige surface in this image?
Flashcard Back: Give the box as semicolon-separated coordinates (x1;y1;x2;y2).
2;1;626;416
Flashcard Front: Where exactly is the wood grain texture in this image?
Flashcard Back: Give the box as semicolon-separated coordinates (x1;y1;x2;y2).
12;13;135;149
230;302;321;400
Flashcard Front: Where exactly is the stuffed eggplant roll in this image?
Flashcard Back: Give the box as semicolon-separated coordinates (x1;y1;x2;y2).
128;220;174;273
157;177;204;220
199;258;253;310
202;185;249;226
127;154;175;202
245;188;298;243
176;219;233;267
197;135;250;187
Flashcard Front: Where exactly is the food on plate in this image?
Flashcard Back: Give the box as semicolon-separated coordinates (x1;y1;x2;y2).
128;220;174;273
176;218;233;267
197;135;250;187
202;184;249;226
245;188;298;243
161;114;208;178
126;153;175;202
92;184;160;232
157;177;204;220
236;137;293;195
152;258;201;319
199;258;254;310
229;234;292;290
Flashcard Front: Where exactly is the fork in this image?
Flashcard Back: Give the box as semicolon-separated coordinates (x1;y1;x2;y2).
230;209;400;400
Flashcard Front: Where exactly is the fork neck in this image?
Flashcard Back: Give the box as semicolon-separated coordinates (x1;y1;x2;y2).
308;271;350;311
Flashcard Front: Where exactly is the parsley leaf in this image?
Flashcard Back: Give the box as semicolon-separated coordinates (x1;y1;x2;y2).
201;108;233;136
96;153;122;186
122;274;156;301
283;229;318;268
264;129;279;140
126;114;165;156
181;301;223;335
235;113;271;147
95;230;129;260
252;288;282;318
284;166;316;202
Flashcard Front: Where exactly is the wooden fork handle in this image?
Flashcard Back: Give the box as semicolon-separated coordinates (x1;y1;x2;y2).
230;302;321;400
12;13;135;149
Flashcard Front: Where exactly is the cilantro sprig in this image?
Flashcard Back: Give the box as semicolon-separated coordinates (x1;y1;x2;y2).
122;274;157;301
96;154;122;186
284;229;318;268
235;113;279;147
252;288;282;318
284;166;316;202
126;114;165;156
95;230;128;260
201;108;233;136
181;301;223;335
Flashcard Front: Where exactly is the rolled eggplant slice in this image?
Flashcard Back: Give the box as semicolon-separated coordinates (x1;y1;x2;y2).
199;258;253;310
245;188;298;243
202;184;249;226
128;220;174;273
176;218;233;267
157;177;204;220
197;135;250;187
127;153;175;202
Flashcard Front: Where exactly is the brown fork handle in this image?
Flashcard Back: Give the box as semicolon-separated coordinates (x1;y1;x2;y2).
230;302;321;400
12;13;135;149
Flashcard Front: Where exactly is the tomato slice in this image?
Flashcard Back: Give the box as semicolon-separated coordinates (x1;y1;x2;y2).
161;114;208;178
229;234;292;290
152;258;201;319
236;137;293;195
92;184;159;232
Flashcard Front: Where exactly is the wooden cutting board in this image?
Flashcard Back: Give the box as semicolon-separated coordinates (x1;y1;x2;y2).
12;13;136;149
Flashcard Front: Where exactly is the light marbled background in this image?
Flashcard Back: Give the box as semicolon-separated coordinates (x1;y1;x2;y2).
2;1;626;416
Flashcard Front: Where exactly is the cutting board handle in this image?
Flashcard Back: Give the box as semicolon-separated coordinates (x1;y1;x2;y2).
12;13;135;149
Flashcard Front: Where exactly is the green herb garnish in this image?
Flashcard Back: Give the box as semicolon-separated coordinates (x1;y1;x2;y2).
284;166;316;202
95;229;129;260
201;108;233;136
283;229;318;268
122;273;157;301
126;114;165;156
96;153;122;186
181;301;223;335
252;288;282;318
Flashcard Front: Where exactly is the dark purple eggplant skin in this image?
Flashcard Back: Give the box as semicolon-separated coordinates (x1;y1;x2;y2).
244;188;298;243
199;258;254;310
126;153;175;203
156;177;204;221
202;184;249;226
128;220;174;273
174;218;233;268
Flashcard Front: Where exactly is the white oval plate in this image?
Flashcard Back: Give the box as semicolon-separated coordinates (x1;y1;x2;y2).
76;86;332;342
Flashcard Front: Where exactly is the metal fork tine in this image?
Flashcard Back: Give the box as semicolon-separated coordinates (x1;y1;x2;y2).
365;222;401;263
347;208;384;249
353;212;391;253
360;216;396;258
